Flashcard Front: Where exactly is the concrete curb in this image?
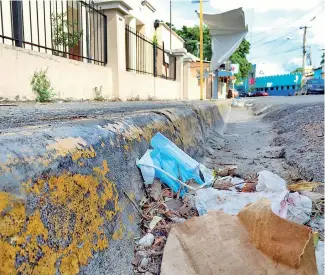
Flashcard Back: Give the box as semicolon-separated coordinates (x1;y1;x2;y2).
0;101;230;275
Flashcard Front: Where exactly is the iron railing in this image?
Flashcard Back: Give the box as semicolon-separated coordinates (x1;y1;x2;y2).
125;24;176;81
0;0;107;65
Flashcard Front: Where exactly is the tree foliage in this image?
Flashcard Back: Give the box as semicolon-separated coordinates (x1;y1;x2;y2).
174;25;211;60
229;39;252;81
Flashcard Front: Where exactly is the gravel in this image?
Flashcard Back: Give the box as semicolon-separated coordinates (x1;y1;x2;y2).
262;102;324;182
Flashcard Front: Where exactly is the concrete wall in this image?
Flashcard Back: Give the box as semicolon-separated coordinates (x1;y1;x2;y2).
0;101;230;275
0;44;112;101
119;70;181;100
156;23;184;51
125;0;156;38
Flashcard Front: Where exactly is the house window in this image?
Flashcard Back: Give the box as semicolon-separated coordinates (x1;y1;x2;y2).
292;85;295;89
281;86;284;90
271;87;274;90
265;88;268;91
276;87;278;90
287;86;290;89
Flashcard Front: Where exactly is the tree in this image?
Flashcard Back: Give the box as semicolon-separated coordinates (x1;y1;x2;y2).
229;39;252;81
174;25;212;60
291;67;303;74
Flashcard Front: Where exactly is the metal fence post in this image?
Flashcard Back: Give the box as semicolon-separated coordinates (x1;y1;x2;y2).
11;1;23;47
153;44;157;77
103;15;107;64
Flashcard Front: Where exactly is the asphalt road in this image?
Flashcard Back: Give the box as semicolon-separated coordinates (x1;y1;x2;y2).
249;95;324;182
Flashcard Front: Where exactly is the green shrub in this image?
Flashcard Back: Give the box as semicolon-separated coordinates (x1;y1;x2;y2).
30;69;55;102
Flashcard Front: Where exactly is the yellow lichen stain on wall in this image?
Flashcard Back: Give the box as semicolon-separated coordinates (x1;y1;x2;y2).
0;160;119;275
46;137;96;162
112;222;126;241
60;253;79;275
1;137;98;176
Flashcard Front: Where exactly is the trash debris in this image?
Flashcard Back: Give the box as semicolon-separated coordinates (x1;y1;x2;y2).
138;233;155;247
133;176;200;274
256;170;287;192
196;170;313;224
168;216;186;223
136;133;214;194
215;165;237;177
148;180;162;201
149;216;162;230
288;181;321;192
286;192;312;224
161;200;317;275
134;136;321;275
165;199;183;211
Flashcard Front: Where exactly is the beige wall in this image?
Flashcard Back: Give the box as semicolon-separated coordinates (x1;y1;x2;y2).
156;23;184;51
125;0;155;38
183;61;212;100
0;44;112;101
119;71;181;101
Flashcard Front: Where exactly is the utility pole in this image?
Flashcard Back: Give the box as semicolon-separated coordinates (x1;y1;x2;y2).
170;0;172;51
300;26;311;89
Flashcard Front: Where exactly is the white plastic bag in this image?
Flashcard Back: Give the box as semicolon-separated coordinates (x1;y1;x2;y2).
257;170;287;192
195;188;288;216
136;150;155;185
286;192;312;224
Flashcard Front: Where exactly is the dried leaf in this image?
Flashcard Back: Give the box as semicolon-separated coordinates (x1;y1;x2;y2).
149;216;162;230
288;181;321;192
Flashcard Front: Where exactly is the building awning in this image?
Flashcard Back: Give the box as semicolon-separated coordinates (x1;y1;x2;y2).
201;8;248;71
218;70;233;77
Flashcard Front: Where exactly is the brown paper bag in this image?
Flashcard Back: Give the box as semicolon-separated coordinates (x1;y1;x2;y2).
161;200;317;275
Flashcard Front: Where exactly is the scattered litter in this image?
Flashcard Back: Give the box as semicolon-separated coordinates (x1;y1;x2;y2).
286;192;312;224
215;165;237;177
168;216;186;223
257;170;287;192
134;136;322;274
161;200;317;275
288;181;321;192
139;197;149;207
196;170;313;225
149;216;162;230
165;199;183;211
138;233;155;247
137;133;214;195
148;180;162;201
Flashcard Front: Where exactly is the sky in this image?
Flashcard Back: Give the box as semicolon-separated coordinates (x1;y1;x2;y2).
152;0;325;76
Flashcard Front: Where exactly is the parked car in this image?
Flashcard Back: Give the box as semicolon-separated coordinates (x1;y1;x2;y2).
251;91;268;97
239;92;251;97
306;79;324;95
239;91;249;97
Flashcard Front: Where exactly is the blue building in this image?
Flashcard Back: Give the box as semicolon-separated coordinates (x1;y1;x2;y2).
254;73;302;96
314;67;324;79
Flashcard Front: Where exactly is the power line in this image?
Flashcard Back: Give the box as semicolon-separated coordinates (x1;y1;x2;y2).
250;47;301;60
251;3;324;45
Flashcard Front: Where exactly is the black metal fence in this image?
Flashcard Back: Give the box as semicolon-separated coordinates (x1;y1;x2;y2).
0;0;107;65
125;25;176;81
